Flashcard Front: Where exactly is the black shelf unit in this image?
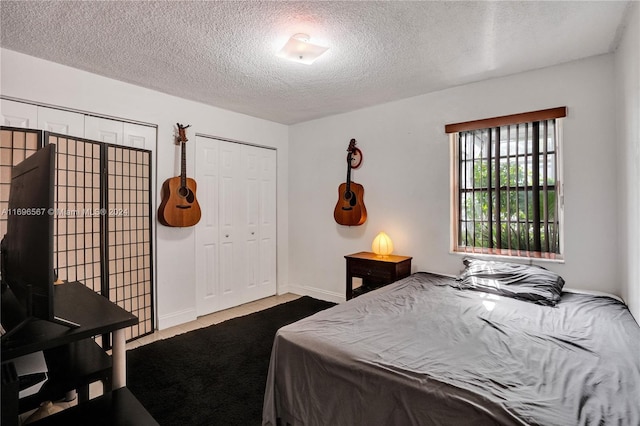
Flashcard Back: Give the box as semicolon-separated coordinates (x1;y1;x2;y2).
30;387;158;426
1;281;151;426
18;339;112;413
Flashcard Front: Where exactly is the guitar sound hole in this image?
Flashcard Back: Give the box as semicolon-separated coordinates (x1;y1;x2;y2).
178;187;190;198
344;191;352;200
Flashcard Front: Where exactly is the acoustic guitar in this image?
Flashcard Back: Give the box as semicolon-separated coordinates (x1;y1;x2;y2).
158;123;202;227
334;139;367;226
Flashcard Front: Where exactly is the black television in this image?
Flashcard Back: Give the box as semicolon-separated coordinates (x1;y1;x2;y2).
1;143;78;338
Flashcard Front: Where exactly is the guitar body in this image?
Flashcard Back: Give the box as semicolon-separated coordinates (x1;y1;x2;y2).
159;176;202;227
334;181;367;226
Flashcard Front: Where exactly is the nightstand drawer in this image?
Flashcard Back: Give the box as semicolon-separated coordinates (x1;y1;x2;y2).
349;262;393;280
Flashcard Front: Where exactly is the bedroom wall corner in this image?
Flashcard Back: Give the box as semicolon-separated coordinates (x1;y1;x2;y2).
614;2;640;322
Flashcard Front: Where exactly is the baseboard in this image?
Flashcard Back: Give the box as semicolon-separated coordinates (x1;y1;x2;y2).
158;286;342;330
158;308;197;330
286;283;344;304
276;283;291;296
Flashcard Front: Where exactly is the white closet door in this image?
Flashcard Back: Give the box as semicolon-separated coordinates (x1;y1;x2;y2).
2;102;84;138
85;116;124;145
1;99;37;128
195;137;276;316
257;147;277;298
86;117;157;149
195;136;221;316
123;123;156;152
37;107;84;137
244;145;276;300
218;140;245;310
244;146;260;297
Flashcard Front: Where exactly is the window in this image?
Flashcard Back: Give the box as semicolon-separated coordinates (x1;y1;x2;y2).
446;107;566;260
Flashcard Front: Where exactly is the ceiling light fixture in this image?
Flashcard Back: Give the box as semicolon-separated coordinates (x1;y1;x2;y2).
276;33;329;65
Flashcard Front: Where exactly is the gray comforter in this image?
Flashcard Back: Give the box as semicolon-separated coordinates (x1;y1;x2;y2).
262;272;640;426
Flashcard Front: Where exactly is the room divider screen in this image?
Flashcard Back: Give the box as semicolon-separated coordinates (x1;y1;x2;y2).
50;134;103;293
104;144;153;341
0;127;153;342
0;127;41;239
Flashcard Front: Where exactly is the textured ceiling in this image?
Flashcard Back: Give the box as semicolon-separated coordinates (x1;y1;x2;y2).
0;1;632;125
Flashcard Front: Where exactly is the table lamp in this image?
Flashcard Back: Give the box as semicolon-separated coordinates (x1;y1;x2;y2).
372;232;393;257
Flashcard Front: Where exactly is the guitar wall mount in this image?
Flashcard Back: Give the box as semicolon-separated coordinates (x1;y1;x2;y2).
349;146;363;169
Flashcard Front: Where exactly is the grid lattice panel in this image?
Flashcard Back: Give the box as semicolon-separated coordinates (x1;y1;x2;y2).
107;146;153;340
0;129;41;238
1;127;153;342
49;135;103;293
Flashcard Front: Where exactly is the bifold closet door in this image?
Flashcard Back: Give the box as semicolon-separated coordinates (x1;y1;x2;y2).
1;100;84;138
194;136;220;316
243;145;276;302
1;99;37;128
194;136;276;316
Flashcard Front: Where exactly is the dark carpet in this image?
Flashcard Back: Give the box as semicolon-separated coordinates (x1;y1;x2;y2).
127;296;335;426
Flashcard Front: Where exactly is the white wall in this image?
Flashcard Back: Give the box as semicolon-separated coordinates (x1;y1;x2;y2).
615;2;640;322
289;55;619;301
0;48;289;329
3;40;634;323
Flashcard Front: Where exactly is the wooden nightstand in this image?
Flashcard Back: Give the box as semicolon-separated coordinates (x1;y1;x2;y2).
345;252;412;300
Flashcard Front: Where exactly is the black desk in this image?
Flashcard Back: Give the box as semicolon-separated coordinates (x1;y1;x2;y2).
3;281;137;352
1;281;144;425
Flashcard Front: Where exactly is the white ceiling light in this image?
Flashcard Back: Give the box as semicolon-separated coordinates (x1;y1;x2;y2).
276;33;329;65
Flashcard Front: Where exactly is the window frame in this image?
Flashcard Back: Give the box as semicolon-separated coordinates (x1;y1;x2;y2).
447;108;566;262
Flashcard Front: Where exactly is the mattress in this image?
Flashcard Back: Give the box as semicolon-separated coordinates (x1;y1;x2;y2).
262;272;640;425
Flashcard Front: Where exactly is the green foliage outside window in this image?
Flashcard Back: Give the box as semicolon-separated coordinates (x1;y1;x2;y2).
460;159;559;253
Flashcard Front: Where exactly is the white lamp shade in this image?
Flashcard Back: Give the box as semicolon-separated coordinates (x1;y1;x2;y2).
372;232;394;256
276;33;329;65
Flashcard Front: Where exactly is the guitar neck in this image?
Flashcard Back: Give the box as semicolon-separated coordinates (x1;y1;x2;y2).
180;141;187;188
345;151;353;192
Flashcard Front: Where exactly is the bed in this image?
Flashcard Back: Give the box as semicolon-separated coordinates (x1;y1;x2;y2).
262;261;640;426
